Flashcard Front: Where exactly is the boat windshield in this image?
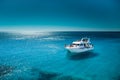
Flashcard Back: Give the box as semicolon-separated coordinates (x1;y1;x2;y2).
72;44;79;46
82;38;89;42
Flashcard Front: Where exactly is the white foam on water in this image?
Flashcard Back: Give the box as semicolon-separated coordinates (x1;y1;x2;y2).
12;37;25;40
44;44;60;49
43;37;64;41
11;32;53;40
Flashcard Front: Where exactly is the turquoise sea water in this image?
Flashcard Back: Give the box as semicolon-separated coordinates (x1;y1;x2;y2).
0;32;120;80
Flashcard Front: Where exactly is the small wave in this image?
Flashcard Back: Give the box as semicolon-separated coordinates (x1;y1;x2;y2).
12;37;25;40
12;36;62;40
43;37;63;40
48;45;59;49
8;32;53;40
11;35;39;40
44;44;60;49
38;36;65;41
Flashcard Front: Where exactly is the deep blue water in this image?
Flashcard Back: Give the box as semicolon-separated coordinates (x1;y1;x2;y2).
0;31;120;80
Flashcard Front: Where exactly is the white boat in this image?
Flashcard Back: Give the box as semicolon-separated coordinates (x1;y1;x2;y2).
65;38;94;53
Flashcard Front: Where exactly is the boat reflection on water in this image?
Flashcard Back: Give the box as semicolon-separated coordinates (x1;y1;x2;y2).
66;51;98;60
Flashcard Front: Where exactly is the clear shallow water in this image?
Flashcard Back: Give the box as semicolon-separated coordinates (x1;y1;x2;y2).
0;31;120;80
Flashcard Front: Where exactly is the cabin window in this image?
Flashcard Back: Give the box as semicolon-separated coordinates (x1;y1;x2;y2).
77;44;79;46
80;44;83;46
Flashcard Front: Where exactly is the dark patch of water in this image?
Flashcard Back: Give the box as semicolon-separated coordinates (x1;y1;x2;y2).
55;75;84;80
31;67;85;80
0;65;14;77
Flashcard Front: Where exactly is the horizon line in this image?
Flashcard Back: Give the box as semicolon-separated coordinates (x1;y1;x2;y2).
0;29;120;32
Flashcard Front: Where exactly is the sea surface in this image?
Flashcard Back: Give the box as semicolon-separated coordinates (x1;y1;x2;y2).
0;31;120;80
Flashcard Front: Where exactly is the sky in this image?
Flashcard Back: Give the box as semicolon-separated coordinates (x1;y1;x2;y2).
0;0;120;31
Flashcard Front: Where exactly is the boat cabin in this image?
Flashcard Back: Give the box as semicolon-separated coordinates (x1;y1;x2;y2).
71;38;92;48
65;37;94;53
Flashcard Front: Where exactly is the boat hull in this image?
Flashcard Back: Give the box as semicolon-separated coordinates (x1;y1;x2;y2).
65;47;94;53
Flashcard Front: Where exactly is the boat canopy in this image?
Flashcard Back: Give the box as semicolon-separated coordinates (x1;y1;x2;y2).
72;38;90;44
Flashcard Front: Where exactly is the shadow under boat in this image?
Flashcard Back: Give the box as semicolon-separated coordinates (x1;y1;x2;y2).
66;51;98;60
